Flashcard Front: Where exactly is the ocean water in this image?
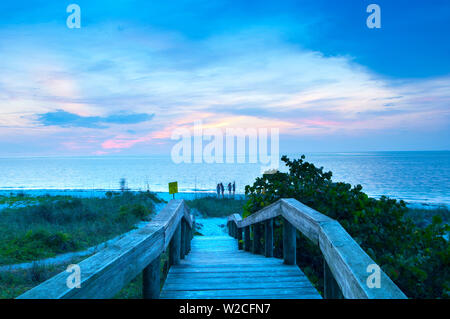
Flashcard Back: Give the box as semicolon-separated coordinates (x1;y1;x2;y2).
0;151;448;205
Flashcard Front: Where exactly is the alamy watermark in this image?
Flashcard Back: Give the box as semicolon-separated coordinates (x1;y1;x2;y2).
66;4;81;29
366;264;381;288
66;264;81;289
171;121;279;173
64;4;380;30
367;4;381;29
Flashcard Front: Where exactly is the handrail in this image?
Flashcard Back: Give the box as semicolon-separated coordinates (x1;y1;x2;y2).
18;199;194;299
227;198;407;299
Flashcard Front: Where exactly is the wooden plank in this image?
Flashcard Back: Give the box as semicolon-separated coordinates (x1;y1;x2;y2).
18;199;194;299
165;270;306;279
143;254;161;299
283;217;296;265
169;222;181;266
238;201;281;228
164;280;315;291
179;258;283;265
161;235;322;300
161;287;321;299
280;198;333;245
228;198;407;299
174;260;290;268
180;220;186;259
176;258;297;264
323;257;343;299
318;220;407;299
252;223;263;254
168;266;299;274
151;200;185;250
244;226;251;251
227;213;242;224
264;219;274;257
170;260;298;268
182;204;194;229
164;276;312;285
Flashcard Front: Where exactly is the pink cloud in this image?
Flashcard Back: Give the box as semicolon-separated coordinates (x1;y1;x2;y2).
101;134;153;149
302;119;342;127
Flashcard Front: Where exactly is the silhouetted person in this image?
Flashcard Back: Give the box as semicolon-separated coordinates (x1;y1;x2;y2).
220;183;224;198
227;182;232;196
216;183;221;198
232;181;235;196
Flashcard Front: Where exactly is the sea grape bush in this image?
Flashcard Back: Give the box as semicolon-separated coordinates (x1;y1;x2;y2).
244;155;449;299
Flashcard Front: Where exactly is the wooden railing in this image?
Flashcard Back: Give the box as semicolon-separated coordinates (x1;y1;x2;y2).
18;199;194;299
227;198;407;299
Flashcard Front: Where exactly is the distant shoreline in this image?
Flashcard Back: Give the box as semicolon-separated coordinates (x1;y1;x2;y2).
0;188;448;209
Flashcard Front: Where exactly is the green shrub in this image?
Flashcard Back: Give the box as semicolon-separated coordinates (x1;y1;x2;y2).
116;204;150;221
130;204;150;219
244;155;449;299
0;230;79;264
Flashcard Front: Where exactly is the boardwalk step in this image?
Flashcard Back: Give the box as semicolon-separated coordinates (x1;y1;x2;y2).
160;235;322;299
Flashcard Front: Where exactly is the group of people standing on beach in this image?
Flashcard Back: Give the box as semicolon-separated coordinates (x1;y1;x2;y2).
216;181;235;198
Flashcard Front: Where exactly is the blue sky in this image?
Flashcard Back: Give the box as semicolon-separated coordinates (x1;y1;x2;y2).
0;0;449;155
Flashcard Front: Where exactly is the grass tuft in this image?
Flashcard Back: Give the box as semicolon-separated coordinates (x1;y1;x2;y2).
0;191;160;265
186;196;246;217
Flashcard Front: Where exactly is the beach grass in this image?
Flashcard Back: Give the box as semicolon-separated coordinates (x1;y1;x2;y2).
1;191;447;299
186;196;246;217
0;191;162;266
0;255;90;299
114;251;170;299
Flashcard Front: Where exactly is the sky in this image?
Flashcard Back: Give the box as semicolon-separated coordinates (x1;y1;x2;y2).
0;0;449;156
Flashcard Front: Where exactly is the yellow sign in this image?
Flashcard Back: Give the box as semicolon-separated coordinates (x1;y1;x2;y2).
169;181;178;195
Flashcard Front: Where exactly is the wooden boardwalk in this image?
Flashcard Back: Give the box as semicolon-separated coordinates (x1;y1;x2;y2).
160;235;321;299
18;199;406;299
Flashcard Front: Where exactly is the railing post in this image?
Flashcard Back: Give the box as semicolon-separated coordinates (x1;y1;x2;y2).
143;254;161;299
180;219;186;259
185;222;191;254
264;219;273;257
283;218;296;265
189;225;192;251
244;226;251;252
237;226;243;250
324;258;344;299
252;223;262;254
169;222;181;266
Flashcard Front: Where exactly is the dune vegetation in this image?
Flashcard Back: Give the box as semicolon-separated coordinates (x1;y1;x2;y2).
0;165;448;299
244;155;449;299
0;191;163;266
186;196;247;218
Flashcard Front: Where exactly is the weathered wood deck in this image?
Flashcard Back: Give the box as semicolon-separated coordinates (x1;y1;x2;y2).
160;235;321;299
18;198;406;299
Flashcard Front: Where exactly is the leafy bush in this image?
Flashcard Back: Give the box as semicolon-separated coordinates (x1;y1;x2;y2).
244;155;449;299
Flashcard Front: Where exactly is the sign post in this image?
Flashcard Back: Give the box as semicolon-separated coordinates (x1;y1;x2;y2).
168;181;178;199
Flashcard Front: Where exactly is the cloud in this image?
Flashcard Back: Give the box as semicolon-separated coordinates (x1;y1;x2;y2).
36;110;154;128
0;23;449;154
